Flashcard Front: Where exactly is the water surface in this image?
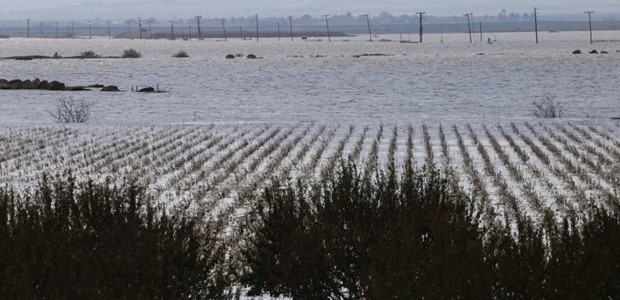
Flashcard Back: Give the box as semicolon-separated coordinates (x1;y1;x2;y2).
1;30;619;125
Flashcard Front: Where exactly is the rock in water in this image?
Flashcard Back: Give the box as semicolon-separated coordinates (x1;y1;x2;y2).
102;86;120;92
138;87;155;92
37;81;52;90
0;79;10;90
18;80;37;90
49;81;66;91
9;79;22;89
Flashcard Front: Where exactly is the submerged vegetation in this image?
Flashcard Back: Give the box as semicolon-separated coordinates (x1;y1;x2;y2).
173;50;190;58
78;50;100;58
532;93;565;118
122;48;142;58
48;96;93;123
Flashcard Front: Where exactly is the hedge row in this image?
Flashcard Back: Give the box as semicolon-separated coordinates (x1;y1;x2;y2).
0;164;619;299
241;162;620;299
0;174;232;299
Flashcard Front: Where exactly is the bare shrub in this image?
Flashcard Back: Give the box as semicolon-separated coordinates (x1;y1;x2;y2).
49;96;93;123
532;94;565;118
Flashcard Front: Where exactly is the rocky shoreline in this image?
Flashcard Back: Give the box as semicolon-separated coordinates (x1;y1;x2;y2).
0;78;169;93
0;78;120;92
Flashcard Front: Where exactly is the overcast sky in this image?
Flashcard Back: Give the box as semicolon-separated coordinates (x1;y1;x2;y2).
1;0;618;20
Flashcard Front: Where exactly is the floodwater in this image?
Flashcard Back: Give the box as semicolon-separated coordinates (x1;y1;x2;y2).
1;30;619;125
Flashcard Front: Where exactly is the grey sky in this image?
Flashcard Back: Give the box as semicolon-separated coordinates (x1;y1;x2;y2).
2;0;618;20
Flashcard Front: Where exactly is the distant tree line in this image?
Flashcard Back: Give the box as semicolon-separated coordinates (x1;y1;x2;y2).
3;9;613;30
134;10;561;27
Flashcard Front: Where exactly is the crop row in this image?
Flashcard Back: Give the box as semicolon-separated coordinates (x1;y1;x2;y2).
0;121;618;227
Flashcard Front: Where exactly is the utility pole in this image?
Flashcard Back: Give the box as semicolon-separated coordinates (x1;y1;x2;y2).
27;19;30;38
362;14;372;42
138;18;142;40
288;16;294;41
479;22;483;42
416;12;425;43
170;21;175;40
195;16;202;40
323;14;331;42
255;14;259;41
464;13;473;43
220;18;227;41
533;8;539;44
585;11;595;44
147;20;152;39
107;21;111;39
127;20;132;40
89;21;92;39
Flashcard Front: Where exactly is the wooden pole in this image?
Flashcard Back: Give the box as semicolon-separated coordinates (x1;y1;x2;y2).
464;13;473;43
585;11;595;44
534;8;539;44
363;14;372;42
323;14;331;42
288;16;294;42
416;12;425;43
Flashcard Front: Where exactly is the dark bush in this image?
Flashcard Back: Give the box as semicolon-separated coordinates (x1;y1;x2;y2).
79;50;100;58
0;174;231;299
484;218;547;299
2;164;619;299
543;208;620;299
173;50;189;58
241;162;490;299
241;161;620;299
122;48;142;58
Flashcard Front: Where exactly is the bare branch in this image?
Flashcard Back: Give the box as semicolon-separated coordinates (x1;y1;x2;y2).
532;94;564;118
48;96;93;123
